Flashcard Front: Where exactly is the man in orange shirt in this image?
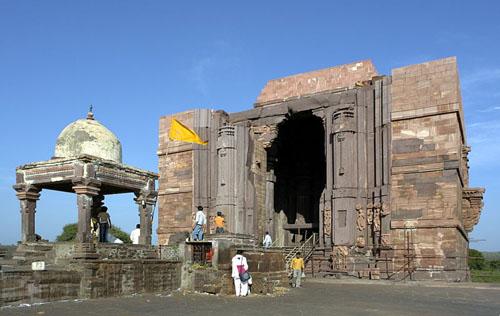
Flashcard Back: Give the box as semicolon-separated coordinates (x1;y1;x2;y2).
214;211;225;233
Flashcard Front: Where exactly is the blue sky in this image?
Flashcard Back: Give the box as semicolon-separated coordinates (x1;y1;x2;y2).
0;1;498;250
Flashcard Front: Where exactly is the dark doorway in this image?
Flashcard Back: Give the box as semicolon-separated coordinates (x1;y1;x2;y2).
270;111;326;245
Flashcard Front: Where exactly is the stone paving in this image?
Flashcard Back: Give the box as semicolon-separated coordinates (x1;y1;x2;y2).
2;279;500;316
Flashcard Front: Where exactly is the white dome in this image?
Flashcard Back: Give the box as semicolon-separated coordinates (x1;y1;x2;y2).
54;113;122;163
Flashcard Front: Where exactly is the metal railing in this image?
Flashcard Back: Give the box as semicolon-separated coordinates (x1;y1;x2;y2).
284;233;318;272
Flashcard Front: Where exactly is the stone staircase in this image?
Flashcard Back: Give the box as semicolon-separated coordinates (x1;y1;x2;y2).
283;233;318;272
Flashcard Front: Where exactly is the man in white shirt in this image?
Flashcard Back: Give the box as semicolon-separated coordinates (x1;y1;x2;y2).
263;231;273;248
231;250;249;297
192;206;207;241
130;224;140;244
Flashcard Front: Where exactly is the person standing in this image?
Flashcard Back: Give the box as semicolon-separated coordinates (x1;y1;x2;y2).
214;211;225;233
290;252;305;288
130;224;141;244
192;206;206;241
263;231;272;248
97;206;111;243
231;250;249;297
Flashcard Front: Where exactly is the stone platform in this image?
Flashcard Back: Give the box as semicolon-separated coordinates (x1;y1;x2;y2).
0;242;182;307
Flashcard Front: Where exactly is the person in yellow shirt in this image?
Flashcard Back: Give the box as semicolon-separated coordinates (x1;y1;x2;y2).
290;252;305;288
214;211;225;233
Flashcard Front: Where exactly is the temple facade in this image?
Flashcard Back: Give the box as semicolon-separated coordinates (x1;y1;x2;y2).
157;57;484;280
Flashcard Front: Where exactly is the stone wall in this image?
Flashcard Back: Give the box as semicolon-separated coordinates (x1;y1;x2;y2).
1;270;81;306
95;244;157;260
255;60;378;106
158;110;196;245
390;57;470;280
0;260;181;307
79;260;181;299
185;248;288;295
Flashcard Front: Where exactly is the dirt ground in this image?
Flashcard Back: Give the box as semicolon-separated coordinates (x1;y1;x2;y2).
2;279;500;316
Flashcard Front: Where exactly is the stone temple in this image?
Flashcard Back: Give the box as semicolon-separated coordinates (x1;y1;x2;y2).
158;57;485;280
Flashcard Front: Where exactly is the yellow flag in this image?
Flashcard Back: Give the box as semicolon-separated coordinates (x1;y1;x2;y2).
168;118;208;145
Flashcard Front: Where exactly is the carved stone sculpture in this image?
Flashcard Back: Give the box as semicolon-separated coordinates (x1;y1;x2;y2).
381;202;390;216
333;245;349;271
356;208;366;231
373;208;381;232
356;236;366;248
381;234;391;247
367;208;373;225
324;208;332;237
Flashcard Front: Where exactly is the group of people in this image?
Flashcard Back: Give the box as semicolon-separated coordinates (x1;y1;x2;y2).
191;206;225;241
192;206;275;248
90;206;142;244
230;250;305;297
191;206;305;296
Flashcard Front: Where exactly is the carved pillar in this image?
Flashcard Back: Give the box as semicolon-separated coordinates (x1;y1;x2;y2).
135;188;157;245
331;106;357;245
322;112;331;247
265;169;276;234
13;184;41;243
72;178;100;259
216;125;237;233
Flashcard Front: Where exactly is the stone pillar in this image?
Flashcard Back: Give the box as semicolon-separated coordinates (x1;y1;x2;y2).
135;189;157;245
216;125;237;233
265;169;276;235
72;178;100;259
331;105;357;246
13;184;41;243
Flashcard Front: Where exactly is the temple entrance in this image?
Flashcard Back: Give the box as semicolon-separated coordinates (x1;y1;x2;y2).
270;111;326;246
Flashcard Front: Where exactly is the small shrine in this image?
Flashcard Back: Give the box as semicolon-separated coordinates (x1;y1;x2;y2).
13;109;158;258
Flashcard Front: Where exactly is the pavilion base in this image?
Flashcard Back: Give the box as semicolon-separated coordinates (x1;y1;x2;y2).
0;242;181;307
73;243;99;260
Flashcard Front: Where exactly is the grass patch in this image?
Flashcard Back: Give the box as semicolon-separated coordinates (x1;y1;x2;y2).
191;263;213;270
471;270;500;283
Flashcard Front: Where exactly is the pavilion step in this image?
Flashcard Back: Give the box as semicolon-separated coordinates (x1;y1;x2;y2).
12;243;55;264
16;243;54;252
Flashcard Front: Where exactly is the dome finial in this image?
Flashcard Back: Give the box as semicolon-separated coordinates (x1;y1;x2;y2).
87;104;94;120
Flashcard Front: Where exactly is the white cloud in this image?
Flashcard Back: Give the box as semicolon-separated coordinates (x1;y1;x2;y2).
467;118;500;168
462;68;500;91
477;106;500;113
190;56;215;96
188;40;241;97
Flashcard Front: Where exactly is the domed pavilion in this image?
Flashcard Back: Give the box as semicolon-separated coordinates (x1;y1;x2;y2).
13;110;158;258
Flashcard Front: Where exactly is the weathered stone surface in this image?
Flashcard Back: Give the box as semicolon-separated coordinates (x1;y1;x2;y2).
185;247;288;296
389;57;484;280
54;113;122;163
255;60;378;106
157;111;196;244
0;256;181;307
